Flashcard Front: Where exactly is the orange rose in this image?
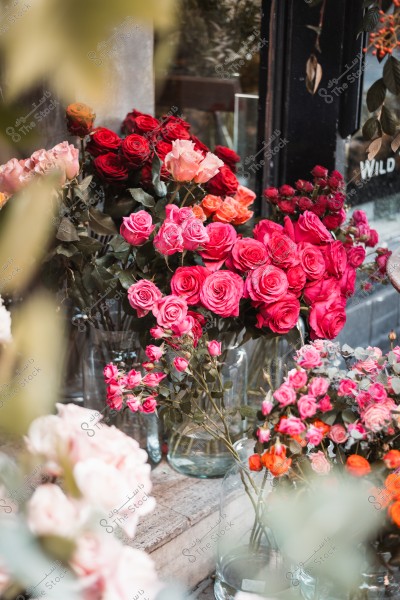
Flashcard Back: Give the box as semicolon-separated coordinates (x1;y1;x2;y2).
231;205;254;225
291;434;307;447
192;204;207;221
385;472;400;496
384;450;400;470
389;500;400;527
213;198;238;223
249;454;263;471
312;419;331;436
66;103;96;137
234;184;256;207
346;454;371;477
261;451;292;477
201;194;223;217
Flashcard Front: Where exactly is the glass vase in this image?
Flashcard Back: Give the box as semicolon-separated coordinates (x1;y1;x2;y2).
82;326;162;465
214;438;293;599
166;335;248;479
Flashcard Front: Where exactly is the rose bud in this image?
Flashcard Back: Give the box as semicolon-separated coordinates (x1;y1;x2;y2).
249;454;263;471
261;399;273;416
174;357;189;372
66;102;96;137
257;427;271;443
207;340;222;357
311;165;328;179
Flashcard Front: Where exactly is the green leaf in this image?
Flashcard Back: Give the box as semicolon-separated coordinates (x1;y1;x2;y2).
109;237;131;254
362;0;378;6
75;236;103;255
55;244;78;257
381;105;398;136
366;79;387;112
118;269;135;290
239;406;258;419
88;207;118;235
129;188;156;208
78;175;93;191
56;218;80;242
362;7;379;32
151;154;167;198
362;117;381;140
391;377;400;394
383;56;400;95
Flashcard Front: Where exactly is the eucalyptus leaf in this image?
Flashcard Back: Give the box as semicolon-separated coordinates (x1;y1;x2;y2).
390;377;400;394
56;218;80;242
88;207;118;235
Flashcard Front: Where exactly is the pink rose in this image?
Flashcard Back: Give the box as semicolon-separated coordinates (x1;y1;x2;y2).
257;428;271;443
207;340;222;357
306;426;324;446
51;141;80;180
323;241;347;278
352;210;368;225
253;219;283;245
200;270;243;317
286;265;307;296
347;422;367;439
261;399;273;415
245;264;288;304
126;395;141;412
165;139;223;183
230;238;269;272
297;242;326;280
140;396;158;413
193;151;225;183
256;295;300;334
296;345;323;369
154;221;184;255
103;363;119;383
181;218;209;251
322;211;346;230
293;211;332;245
346;245;366;268
362;404;393;432
127;280;162;317
171;316;194;337
368;383;388;403
0;158;29;195
174;357;189;372
153;295;188;328
308;377;330;397
303;277;341;305
199;222;237;271
337;379;358;397
366;229;379;247
309;296;346;340
267;233;298;268
298;395;318;419
356;391;372;410
145;345;164;362
328;424;348;444
170;266;209;305
309;451;331;475
27;484;82;537
235;185;256;207
150;326;166;339
278;417;306;436
287;368;308;389
120;210;155;246
126;369;142;387
165;204;193;224
142;372;166;387
273;384;297;407
340;266;357;298
318;395;333;412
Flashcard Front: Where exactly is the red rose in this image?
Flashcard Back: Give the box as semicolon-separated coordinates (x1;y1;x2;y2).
93;152;129;183
297;242;326;280
214;145;240;173
153;295;188;328
267;232;298;268
327;192;345;211
170;266;209;305
253;219;283;245
263;187;279;202
346;245;366;268
161;122;191;143
309;295;346;340
206;165;239;196
298;196;313;211
199;222;237;271
163;115;191;130
293;211;332;245
277;199;297;214
340;266;356;298
66;102;95;137
366;229;379;248
323;240;347;278
283;216;295;241
134;115;160;136
200;270;244;317
122;109;149;134
121;134;151;168
230;238;269;272
279;184;295;197
296;180;314;193
256;294;300;334
322;211;346;230
287;265;307;296
191;135;210;154
303;277;341;305
245;264;288;304
86;127;121;157
311;165;328;178
155;140;173;160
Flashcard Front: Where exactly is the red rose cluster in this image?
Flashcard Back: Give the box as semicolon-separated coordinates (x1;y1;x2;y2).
86;107;241;193
264;165;347;231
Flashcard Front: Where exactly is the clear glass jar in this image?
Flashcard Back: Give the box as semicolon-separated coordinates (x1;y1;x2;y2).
166;336;248;478
82;326;162;465
214;439;293;599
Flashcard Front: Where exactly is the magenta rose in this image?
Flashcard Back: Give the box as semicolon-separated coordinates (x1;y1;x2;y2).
303;277;340;305
200;271;244;317
308;377;330;397
170;266;209;305
174;357;189;372
103;363;119;383
328;424;348;444
273;384;296;407
154;221;184;255
298;196;314;211
309;296;346;340
245;264;288;304
293;211;332;245
120;210;155;246
267;233;298;268
368;383;388;403
127;280;162;317
278;417;306;436
145;345;164;362
323;240;347;278
298;395;318;419
286;265;307;297
340;266;356;298
253;219;283;245
297;242;326;280
337;379;357;397
296;345;323;369
181;217;209;251
230;238;269;272
323;211;346;230
207;340;222;357
287;368;308;389
256;295;300;334
346;245;366;268
140;396;158;413
366;229;379;247
152;295;188;328
311;165;328;178
199;222;237;271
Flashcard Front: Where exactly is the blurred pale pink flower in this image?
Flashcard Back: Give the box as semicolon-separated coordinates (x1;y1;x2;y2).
27;484;85;537
309;451;331;475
